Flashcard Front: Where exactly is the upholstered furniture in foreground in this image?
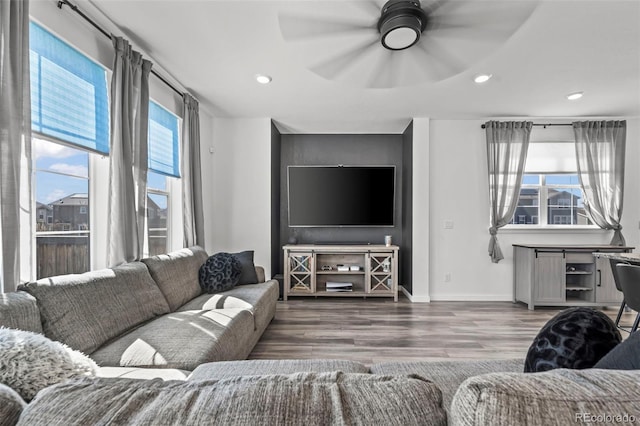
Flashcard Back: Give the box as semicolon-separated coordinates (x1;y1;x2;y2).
4;357;640;425
1;246;278;371
2;250;640;425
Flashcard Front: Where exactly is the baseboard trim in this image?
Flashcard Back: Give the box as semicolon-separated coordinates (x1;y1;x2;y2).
430;294;514;302
399;286;431;303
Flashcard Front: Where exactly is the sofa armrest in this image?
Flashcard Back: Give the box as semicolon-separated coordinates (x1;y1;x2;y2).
0;292;43;334
450;368;640;426
255;266;265;283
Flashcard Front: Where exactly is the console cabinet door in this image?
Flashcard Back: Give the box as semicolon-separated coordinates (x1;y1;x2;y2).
534;252;565;303
595;257;624;304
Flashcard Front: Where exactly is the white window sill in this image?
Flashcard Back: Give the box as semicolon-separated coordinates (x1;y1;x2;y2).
501;225;604;233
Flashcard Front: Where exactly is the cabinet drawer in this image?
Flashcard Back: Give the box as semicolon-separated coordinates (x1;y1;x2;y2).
565;253;594;264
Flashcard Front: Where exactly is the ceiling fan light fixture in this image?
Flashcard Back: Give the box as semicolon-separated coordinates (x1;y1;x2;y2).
378;0;428;51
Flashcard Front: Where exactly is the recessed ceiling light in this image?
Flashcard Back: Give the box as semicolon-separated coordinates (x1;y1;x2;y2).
255;74;272;84
566;91;584;100
473;74;492;84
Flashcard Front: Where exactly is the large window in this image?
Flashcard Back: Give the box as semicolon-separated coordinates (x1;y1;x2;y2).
30;22;109;278
146;101;180;255
509;140;593;227
510;174;592;226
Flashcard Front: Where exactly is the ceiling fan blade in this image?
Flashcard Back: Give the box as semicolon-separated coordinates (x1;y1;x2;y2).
279;15;372;41
410;36;468;82
426;0;538;41
309;38;380;82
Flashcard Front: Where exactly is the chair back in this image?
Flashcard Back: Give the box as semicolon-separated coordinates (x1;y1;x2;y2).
610;259;628;292
615;264;640;313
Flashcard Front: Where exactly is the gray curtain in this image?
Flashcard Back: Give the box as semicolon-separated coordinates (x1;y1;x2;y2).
182;93;205;248
573;120;626;245
107;36;152;266
0;0;32;292
486;121;532;263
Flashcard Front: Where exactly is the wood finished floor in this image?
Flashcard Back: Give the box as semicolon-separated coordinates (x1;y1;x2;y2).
249;296;636;365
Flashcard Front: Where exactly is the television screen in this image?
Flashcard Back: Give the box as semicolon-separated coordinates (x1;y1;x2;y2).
288;166;395;227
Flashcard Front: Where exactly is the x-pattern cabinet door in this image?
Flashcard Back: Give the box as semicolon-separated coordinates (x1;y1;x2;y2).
368;252;397;300
285;252;315;299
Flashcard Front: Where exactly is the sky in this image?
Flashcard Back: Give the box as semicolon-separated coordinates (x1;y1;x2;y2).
34;138;167;208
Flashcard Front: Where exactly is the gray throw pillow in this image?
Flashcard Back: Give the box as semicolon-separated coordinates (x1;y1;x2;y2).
524;307;621;372
0;327;98;401
594;330;640;370
232;250;259;285
199;253;242;293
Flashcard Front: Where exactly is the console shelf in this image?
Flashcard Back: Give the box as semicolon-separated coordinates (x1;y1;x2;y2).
283;244;399;302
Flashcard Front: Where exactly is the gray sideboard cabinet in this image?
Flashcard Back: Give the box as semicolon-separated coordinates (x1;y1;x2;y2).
513;244;633;310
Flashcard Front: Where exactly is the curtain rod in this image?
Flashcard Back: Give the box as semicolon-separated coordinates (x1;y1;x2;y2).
480;123;572;129
57;0;184;98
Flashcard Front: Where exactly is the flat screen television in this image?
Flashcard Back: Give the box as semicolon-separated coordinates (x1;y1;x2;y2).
288;165;395;227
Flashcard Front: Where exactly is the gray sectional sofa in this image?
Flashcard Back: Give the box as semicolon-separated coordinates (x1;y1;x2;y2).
2;247;640;425
1;246;279;371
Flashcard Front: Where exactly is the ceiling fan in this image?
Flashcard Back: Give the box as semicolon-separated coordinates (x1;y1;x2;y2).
279;0;538;88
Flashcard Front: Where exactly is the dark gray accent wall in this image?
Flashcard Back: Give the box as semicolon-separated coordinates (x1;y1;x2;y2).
270;121;282;278
272;133;408;277
401;122;413;293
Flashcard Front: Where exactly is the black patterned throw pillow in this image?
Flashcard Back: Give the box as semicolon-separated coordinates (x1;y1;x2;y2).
198;253;242;294
524;307;621;372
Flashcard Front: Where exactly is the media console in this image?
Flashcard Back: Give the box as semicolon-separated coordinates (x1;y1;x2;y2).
283;244;399;301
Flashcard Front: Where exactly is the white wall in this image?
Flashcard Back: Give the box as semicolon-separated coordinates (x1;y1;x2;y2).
428;118;640;301
410;118;431;302
206;118;272;277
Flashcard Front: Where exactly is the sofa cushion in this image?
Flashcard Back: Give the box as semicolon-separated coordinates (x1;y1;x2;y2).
19;262;170;354
0;384;26;426
198;252;242;293
450;368;640;426
18;373;446;426
0;292;42;334
141;246;208;311
177;281;279;332
524;307;621;372
594;330;640;370
90;309;255;370
0;328;98;401
371;358;524;411
97;367;189;381
189;359;370;380
232;250;259;285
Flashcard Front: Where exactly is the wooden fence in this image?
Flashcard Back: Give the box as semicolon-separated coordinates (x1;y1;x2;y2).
37;235;89;279
36;233;167;279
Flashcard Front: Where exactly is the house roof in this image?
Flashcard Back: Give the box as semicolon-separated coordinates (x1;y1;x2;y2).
49;193;89;206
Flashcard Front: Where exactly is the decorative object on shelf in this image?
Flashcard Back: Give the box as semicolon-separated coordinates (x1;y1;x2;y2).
385;235;392;247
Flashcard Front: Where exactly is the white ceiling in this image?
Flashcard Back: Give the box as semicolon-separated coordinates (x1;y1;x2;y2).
89;0;640;133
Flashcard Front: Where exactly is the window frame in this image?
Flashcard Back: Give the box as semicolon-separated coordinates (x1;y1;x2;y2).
504;172;599;230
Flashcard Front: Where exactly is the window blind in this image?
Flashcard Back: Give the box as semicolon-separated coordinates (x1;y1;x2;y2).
149;101;180;177
525;142;577;174
29;22;109;154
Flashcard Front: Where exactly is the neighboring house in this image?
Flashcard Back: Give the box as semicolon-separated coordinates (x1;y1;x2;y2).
35;202;53;230
48;193;89;231
512;188;588;225
146;196;166;230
